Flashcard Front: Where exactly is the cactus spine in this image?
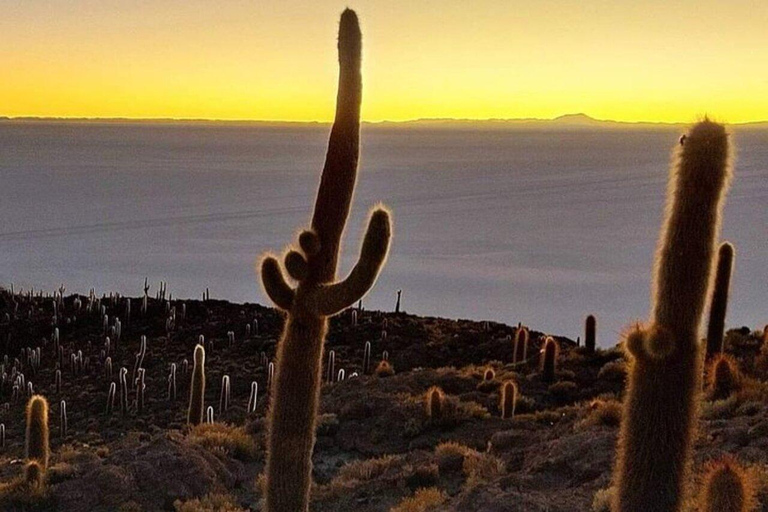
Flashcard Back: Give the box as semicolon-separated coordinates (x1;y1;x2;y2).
613;121;733;512
500;380;517;419
541;336;559;383
25;395;49;470
259;10;392;512
585;314;597;353
706;242;734;358
188;344;205;425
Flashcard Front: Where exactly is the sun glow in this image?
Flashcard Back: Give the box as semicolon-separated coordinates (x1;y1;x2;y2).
2;0;767;123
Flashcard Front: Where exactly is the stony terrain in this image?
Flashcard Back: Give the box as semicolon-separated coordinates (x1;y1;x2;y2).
0;287;766;511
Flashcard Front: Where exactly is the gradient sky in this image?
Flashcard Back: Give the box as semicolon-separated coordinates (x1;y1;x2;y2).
2;0;768;122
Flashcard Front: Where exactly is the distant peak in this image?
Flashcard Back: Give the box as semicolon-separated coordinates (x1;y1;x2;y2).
552;113;600;124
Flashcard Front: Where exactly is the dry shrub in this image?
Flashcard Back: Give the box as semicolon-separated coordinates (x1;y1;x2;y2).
391;487;447;512
462;450;505;488
188;423;257;461
333;454;404;487
578;398;622;429
597;360;627;381
0;476;53;511
173;493;247;512
434;442;469;472
548;381;578;402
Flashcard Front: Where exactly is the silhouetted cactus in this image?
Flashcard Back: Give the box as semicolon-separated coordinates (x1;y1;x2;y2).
258;10;392;512
585;314;597;353
395;289;402;313
613;121;733;512
699;457;755;512
25;395;49;469
188;344;205;425
709;354;741;401
426;386;444;419
541;336;559;383
500;380;517;419
706;242;734;358
514;326;529;363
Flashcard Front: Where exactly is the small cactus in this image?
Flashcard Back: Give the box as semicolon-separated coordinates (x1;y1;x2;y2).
514;326;529;363
188;344;205;425
706;242;735;358
500;380;517;419
483;368;495;381
426;386;444;420
363;341;371;374
25;395;49;469
709;354;741;401
585;314;597;353
247;381;259;413
699;457;755;512
541;336;559;383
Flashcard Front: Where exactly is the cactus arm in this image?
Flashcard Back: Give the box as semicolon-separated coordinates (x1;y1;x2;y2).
260;256;295;311
312;208;392;316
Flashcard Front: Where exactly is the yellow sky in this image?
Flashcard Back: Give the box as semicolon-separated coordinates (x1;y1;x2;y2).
2;0;767;123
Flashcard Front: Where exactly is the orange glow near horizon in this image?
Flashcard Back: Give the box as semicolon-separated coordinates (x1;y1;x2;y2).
2;1;768;123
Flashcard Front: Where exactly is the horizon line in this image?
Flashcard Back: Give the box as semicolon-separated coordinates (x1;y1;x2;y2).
2;113;768;127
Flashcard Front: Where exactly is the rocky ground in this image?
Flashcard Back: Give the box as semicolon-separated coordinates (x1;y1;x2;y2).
0;287;766;511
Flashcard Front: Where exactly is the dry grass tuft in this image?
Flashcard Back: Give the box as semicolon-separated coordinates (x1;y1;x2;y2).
173;493;247;512
188;423;258;461
391;487;447;512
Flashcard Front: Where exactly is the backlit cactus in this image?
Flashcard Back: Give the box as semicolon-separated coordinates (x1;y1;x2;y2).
25;395;49;470
514;326;529;363
541;336;559;383
706;242;734;358
699;457;755;512
258;10;392;512
188;344;205;426
613;121;733;512
500;380;517;419
426;386;444;419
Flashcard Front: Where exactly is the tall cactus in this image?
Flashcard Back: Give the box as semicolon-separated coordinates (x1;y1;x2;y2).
258;10;392;512
187;344;205;426
613;121;733;512
706;242;734;358
25;395;49;470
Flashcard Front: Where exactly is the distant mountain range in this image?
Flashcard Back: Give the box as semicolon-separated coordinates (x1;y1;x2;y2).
2;113;767;130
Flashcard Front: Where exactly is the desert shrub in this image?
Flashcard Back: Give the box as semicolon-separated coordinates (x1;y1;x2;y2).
316;413;339;436
391;487;447;512
174;493;247;512
334;454;404;486
578;398;622;429
463;450;505;487
0;476;54;511
434;442;469;472
188;423;257;461
405;463;439;490
598;360;627;381
548;381;578;402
